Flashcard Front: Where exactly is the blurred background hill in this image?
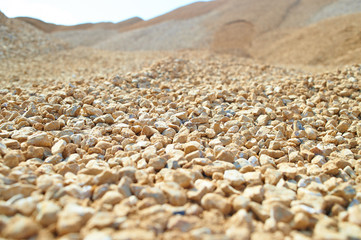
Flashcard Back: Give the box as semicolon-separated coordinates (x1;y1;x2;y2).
1;0;360;67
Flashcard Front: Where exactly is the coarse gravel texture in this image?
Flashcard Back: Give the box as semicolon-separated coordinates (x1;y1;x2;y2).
1;52;361;239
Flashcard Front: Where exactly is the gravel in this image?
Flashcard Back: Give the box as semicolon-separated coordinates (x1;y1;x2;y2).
0;55;361;239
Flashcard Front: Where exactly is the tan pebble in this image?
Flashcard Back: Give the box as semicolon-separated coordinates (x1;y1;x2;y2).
278;164;298;179
331;183;356;201
100;190;124;205
293;212;310;230
4;150;25;168
13;196;37;216
3;139;20;149
112;229;155;240
322;161;339;175
171;169;193;188
173;132;188;143
84;231;112;240
206;128;216;138
167;215;198;232
311;155;326;166
348;204;361;226
337;121;349;133
0;201;16;216
224;169;245;187
44;121;61;131
26;145;44;159
139;187;167;204
95;140;112;150
141;125;158;138
270;203;294;223
201;193;231;215
3;215;39;239
160;182;187;206
264;168;282;185
36;201;61;226
216;149;235;163
51;139;67;154
183;141;201;154
44;154;62;164
118;176;132;197
185;150;202;161
243;171;262;185
269;140;281;150
259;154;276;166
148;156;167;170
243;185;264;203
0;141;7;156
27;133;51;147
232;195;250;211
248;202;269;222
86;211;115;229
257;114;270;126
57;204;94;235
187;186;208;202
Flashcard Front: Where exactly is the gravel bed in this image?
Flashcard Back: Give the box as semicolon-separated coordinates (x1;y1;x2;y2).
0;56;361;239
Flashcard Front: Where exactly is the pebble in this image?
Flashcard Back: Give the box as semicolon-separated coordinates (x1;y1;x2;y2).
2;215;39;239
27;132;51;147
201;193;231;215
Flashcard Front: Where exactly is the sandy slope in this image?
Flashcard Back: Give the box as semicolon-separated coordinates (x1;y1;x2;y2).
256;13;361;66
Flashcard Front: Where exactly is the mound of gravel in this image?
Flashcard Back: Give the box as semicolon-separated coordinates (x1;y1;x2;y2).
0;11;66;59
0;53;361;239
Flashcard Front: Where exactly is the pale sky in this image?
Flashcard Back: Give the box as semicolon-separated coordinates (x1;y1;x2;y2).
0;0;211;25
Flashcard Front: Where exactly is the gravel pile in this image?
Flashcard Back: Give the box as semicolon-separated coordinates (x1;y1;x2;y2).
0;55;361;239
0;12;66;59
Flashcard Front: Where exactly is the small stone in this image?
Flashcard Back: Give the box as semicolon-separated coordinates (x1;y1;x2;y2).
27;133;51;147
100;190;124;205
170;169;193;188
12;196;37;216
348;204;361;226
44;121;61;131
139;187;167;204
51;139;67;154
86;212;115;229
243;185;264;203
183;141;201;154
232;195;250;211
141;125;158;138
270;204;294;223
224;169;245;187
257;114;270;126
57;204;94;235
3;139;20;149
44;154;62;164
264;168;282;185
243;171;262;185
305;128;317;140
331;183;356;201
167;215;198;232
148;156;167;170
26;145;44;159
322;161;339;175
293;212;310;230
4;150;25;168
36;201;61;226
113;229;155;240
3;215;39;239
216;149;235;163
337;121;349;133
201;193;231;215
160;182;187;206
95;141;112;150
